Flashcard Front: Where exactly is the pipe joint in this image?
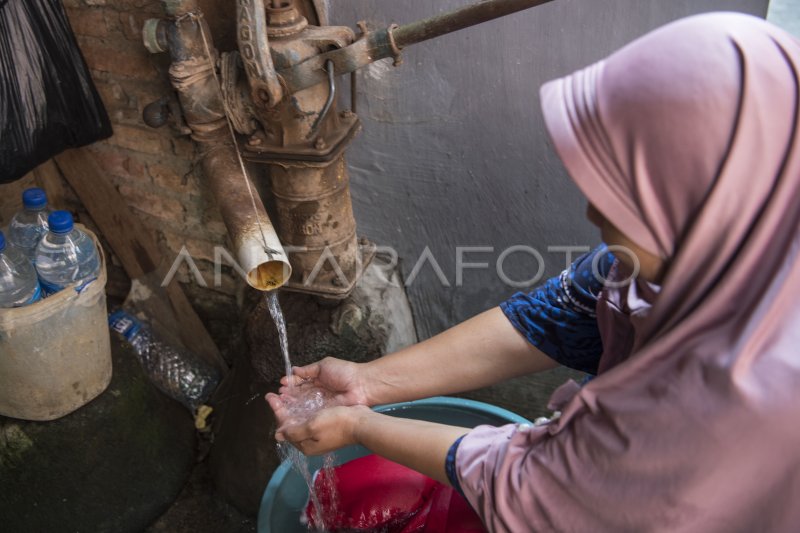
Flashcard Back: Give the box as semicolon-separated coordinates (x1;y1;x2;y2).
143;18;169;54
168;56;216;90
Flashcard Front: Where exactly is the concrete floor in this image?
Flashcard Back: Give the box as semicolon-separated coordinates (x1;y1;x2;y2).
146;457;256;533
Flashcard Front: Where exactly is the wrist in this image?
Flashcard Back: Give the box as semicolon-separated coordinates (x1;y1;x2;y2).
349;405;375;445
359;360;381;405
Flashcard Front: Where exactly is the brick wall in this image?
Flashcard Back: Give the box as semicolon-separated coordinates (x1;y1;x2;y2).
0;0;244;358
76;0;246;353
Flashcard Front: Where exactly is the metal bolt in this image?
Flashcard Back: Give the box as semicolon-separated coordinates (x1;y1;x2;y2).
314;137;326;150
331;276;342;286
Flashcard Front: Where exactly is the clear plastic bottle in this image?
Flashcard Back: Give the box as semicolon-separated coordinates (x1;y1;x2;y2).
34;210;100;296
0;230;42;308
109;309;220;411
7;187;51;261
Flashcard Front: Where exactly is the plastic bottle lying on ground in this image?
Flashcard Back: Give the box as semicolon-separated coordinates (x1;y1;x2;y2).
0;230;42;308
109;308;221;412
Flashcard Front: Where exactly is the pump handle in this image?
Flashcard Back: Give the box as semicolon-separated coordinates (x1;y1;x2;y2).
278;0;556;95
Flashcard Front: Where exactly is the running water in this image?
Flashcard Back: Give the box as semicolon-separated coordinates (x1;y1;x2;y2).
266;292;339;531
277;394;339;530
277;441;327;528
266;291;292;386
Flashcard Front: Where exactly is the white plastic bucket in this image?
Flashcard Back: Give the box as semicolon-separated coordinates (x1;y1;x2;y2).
0;226;111;421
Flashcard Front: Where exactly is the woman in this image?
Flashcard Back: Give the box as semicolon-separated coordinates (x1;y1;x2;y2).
268;12;800;531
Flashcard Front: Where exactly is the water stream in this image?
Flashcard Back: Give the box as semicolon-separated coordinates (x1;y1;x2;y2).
266;292;292;386
266;292;338;531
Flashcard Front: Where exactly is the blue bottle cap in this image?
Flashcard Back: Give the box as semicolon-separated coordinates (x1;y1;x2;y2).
0;230;5;252
22;188;47;209
48;210;75;234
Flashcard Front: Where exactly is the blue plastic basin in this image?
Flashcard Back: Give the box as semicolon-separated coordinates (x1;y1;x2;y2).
257;396;530;533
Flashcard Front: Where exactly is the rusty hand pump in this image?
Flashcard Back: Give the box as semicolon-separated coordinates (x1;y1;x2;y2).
143;0;555;298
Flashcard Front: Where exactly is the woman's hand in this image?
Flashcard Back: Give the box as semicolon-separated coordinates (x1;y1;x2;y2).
279;357;370;407
269;390;469;485
268;393;372;455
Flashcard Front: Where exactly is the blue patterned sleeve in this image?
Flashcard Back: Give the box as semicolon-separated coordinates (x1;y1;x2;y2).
499;245;615;375
445;434;467;498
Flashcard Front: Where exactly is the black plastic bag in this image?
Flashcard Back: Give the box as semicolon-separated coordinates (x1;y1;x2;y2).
0;0;111;184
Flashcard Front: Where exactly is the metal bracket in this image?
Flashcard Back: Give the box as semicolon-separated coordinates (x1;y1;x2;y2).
386;23;403;66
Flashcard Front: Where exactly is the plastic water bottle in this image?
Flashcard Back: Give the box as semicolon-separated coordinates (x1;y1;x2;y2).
7;187;51;261
109;309;220;411
0;230;42;308
35;211;100;296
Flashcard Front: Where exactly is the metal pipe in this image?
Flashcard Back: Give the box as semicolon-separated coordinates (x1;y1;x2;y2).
278;0;555;94
154;1;291;291
392;0;554;48
200;138;290;290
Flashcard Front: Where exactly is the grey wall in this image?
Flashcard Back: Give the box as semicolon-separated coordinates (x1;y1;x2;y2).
330;0;768;339
768;0;800;36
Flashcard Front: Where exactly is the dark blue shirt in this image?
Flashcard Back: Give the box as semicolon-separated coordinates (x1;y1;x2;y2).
500;245;615;375
446;246;615;495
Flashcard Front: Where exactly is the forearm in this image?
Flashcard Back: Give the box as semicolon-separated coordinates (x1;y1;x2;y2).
362;307;558;405
355;409;468;485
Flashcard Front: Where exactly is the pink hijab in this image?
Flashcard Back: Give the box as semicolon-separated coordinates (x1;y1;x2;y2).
456;12;800;532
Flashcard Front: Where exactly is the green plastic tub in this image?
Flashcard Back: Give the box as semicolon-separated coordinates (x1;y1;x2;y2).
257;396;530;533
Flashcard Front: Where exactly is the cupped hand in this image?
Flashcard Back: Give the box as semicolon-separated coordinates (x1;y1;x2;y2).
267;393;372;456
279;357;370;407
